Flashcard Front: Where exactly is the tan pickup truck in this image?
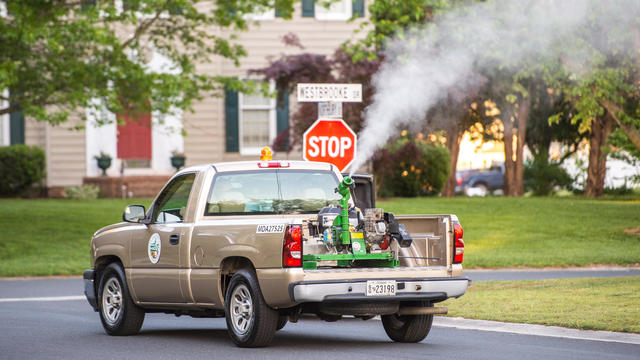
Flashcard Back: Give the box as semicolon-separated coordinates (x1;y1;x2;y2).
84;160;469;347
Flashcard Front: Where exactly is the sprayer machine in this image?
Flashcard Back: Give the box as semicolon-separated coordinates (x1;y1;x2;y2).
302;176;414;270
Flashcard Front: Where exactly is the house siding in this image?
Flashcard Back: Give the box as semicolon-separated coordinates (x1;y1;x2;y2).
45;121;86;188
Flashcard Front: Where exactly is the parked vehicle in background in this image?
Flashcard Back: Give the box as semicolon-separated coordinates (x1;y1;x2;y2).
455;162;504;196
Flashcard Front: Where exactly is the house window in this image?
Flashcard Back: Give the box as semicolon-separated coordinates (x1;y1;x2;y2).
244;8;276;21
225;85;289;154
238;84;276;155
315;0;352;21
3;90;25;145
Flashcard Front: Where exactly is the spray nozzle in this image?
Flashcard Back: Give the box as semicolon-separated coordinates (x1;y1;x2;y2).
336;176;354;197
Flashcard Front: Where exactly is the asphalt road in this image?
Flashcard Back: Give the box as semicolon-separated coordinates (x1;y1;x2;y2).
1;298;639;360
1;271;639;360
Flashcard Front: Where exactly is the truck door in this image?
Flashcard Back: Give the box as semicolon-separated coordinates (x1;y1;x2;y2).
129;172;196;303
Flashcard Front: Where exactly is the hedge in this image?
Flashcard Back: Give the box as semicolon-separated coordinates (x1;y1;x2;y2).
0;145;46;196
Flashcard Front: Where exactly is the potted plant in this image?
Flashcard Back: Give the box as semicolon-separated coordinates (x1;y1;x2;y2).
170;150;185;172
94;151;112;177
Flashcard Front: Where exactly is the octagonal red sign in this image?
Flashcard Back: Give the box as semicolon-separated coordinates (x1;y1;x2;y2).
303;119;357;172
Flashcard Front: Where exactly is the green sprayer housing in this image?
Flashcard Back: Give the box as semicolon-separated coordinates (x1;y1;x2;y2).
302;176;409;270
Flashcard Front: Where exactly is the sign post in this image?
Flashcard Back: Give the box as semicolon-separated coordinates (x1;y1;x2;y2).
297;83;361;172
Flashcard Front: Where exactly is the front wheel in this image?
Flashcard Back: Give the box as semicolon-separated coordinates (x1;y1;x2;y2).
381;312;433;343
97;263;145;336
224;269;279;347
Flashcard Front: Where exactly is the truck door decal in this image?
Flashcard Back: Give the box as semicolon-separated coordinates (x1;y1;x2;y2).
148;233;162;264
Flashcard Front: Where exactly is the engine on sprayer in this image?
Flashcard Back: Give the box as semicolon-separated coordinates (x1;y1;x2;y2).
301;176;413;269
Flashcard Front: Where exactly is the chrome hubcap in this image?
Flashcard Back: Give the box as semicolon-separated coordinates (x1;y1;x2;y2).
230;284;253;335
102;278;122;325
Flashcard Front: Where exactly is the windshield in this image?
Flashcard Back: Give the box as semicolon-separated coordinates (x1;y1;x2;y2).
205;169;341;215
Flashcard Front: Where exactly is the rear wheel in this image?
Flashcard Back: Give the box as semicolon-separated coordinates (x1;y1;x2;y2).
224;269;279;347
276;315;288;331
381;306;433;343
97;263;145;336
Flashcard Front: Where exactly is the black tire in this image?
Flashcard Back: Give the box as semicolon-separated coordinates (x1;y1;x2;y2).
224;269;279;347
276;315;288;331
381;305;433;343
97;263;145;336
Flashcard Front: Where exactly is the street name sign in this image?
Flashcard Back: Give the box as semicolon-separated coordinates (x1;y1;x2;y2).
297;83;362;102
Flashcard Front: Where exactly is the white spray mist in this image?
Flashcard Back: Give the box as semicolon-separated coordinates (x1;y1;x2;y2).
349;0;639;175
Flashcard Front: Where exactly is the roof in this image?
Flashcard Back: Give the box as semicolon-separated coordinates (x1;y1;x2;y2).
176;160;336;175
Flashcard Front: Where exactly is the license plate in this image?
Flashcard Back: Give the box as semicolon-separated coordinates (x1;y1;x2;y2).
366;280;396;296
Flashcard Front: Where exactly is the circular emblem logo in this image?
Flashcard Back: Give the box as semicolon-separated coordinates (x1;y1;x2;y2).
352;241;361;252
148;233;161;264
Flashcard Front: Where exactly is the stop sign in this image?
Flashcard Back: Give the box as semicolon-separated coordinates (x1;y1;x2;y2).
303;119;357;172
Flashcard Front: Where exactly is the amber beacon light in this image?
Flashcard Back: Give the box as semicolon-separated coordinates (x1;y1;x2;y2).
260;146;273;161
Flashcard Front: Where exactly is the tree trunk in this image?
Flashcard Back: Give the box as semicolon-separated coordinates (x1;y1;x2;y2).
585;114;613;197
503;110;516;196
513;99;529;196
441;123;463;197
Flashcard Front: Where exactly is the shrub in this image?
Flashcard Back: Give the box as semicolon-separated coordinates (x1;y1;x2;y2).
374;134;450;197
524;156;572;196
64;185;100;200
0;145;46;196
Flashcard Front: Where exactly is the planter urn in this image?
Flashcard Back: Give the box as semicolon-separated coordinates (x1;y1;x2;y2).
171;156;185;172
96;157;112;177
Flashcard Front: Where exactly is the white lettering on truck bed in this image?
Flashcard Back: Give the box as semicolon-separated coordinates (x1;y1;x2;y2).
256;224;285;234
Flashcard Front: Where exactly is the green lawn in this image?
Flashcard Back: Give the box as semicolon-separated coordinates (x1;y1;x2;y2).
0;198;151;276
441;276;640;333
379;196;640;268
0;196;639;276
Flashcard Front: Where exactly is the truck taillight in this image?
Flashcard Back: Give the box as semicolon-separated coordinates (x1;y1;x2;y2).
453;223;464;264
456;176;463;186
283;225;302;267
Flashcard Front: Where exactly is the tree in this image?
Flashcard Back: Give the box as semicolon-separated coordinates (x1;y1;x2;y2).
541;2;640;197
0;0;295;125
432;95;488;197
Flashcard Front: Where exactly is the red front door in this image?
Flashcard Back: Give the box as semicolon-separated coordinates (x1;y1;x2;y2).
117;111;151;160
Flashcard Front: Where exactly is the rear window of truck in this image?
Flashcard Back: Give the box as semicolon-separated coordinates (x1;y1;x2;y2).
204;169;341;215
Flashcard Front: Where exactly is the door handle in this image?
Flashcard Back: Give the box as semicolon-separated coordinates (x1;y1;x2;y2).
169;234;180;245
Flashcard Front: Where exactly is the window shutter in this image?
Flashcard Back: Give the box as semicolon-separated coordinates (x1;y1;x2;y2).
352;0;365;17
276;89;290;151
302;0;314;17
9;102;24;145
225;89;239;152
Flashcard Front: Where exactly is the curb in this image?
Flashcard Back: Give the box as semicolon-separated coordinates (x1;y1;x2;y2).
433;317;640;345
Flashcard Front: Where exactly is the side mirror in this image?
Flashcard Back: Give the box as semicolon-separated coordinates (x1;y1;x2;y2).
123;205;146;223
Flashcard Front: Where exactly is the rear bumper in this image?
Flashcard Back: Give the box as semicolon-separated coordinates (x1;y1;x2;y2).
289;277;470;303
83;269;98;312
